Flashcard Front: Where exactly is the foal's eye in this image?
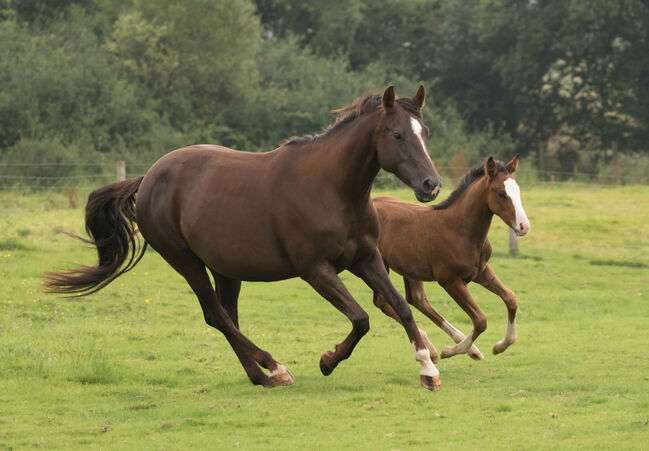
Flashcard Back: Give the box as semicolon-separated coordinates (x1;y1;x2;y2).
498;192;507;199
393;132;403;141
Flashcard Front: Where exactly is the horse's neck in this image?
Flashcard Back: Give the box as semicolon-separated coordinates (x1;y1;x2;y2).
443;177;493;246
309;114;380;205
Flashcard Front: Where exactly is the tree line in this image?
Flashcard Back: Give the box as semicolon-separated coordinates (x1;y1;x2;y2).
1;0;648;181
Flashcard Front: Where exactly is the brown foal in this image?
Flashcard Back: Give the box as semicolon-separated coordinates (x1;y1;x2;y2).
372;156;530;386
45;86;447;390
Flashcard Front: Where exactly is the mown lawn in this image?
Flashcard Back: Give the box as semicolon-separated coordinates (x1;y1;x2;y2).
1;183;648;450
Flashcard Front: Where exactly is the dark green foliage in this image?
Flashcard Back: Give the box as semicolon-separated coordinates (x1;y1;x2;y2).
0;0;648;177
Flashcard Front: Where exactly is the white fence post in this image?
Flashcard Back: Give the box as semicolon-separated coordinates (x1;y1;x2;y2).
116;160;126;181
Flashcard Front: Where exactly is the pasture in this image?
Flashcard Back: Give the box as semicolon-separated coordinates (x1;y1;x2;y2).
1;183;648;449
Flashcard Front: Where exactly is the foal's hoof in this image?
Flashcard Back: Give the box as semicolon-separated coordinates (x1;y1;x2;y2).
268;366;295;387
493;340;513;355
420;374;441;391
441;346;455;359
468;345;484;361
319;351;337;376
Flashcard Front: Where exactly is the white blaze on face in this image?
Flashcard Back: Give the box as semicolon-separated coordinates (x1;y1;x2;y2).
504;178;530;235
410;117;433;163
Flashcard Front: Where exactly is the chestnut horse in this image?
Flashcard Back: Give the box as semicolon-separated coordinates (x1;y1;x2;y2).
372;156;530;385
45;86;446;390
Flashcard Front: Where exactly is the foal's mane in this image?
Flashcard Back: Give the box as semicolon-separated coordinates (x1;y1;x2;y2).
281;92;422;146
432;160;507;210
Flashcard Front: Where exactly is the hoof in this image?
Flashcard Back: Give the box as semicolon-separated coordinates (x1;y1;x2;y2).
268;366;295;386
493;340;512;355
319;351;337;376
468;345;484;361
441;345;455;359
420;374;441;391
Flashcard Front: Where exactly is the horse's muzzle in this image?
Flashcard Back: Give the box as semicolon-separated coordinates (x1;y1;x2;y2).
415;178;442;202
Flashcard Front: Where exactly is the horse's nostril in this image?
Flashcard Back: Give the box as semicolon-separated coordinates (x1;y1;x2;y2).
423;178;438;193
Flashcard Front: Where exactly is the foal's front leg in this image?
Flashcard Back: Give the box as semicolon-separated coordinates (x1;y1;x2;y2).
474;264;518;354
353;250;441;391
438;279;487;359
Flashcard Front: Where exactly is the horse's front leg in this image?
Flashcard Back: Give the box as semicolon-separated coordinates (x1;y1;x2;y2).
352;250;440;391
474;264;518;354
438;278;487;359
402;277;484;361
301;263;370;377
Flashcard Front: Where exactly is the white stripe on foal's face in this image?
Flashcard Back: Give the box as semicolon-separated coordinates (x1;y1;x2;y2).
410;117;432;163
504;178;530;236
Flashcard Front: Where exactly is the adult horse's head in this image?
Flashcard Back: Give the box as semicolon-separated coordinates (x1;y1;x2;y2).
374;86;442;202
485;155;530;236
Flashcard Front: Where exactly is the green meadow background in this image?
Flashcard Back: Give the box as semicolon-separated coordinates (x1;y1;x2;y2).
1;183;648;449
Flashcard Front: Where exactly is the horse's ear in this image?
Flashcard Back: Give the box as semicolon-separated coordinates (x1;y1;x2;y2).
506;154;519;174
382;86;395;111
486;156;498;179
413;85;426;109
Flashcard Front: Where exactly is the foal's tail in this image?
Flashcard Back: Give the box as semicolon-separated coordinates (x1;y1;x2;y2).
44;176;147;296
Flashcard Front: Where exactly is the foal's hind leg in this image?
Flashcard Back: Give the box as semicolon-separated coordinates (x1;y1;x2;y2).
403;278;484;361
474;264;518;355
438;279;487;359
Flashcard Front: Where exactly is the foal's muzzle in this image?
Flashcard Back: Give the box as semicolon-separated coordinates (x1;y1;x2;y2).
415;178;442;202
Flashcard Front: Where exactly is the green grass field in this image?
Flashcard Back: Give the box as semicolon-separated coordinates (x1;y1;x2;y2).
1;183;648;450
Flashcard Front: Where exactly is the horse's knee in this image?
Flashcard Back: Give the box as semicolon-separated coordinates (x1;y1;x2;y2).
352;312;370;336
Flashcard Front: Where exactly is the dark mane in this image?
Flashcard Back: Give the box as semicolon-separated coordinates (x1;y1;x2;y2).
280;93;421;147
432;160;507;210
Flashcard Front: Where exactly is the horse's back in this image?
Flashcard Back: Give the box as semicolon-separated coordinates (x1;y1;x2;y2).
136;145;295;280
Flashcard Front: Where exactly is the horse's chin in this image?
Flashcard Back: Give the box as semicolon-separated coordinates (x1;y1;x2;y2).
414;190;438;203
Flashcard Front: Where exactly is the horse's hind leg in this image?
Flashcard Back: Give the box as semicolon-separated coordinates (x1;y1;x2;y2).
209;270;241;328
474;264;518;354
156;245;293;387
438;279;487;359
403;278;484;361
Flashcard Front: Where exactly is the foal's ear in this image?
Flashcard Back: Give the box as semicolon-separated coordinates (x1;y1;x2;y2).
506;154;519;174
382;86;395;111
413;85;426;109
486;156;498;179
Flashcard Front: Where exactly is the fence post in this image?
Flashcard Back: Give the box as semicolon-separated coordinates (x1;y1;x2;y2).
116;160;126;181
509;228;519;256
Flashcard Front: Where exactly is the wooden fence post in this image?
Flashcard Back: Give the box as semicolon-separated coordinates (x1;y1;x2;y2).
509;228;519;256
116;160;125;181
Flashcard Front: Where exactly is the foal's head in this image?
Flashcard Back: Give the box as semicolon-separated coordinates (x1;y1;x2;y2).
374;86;442;202
485;156;530;236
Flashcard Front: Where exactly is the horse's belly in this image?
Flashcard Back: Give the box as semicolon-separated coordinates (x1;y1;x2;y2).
187;224;297;281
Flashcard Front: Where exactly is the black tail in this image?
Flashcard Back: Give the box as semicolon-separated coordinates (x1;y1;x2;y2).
44;176;147;296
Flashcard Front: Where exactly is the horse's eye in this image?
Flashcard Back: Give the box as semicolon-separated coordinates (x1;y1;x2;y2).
498;192;507;199
393;132;403;141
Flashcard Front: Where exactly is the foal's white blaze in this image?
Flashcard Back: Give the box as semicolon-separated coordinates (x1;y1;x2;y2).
504;178;530;236
412;342;439;378
410;117;433;163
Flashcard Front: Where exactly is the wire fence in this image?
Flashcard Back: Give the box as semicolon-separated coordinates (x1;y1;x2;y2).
1;162;647;192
